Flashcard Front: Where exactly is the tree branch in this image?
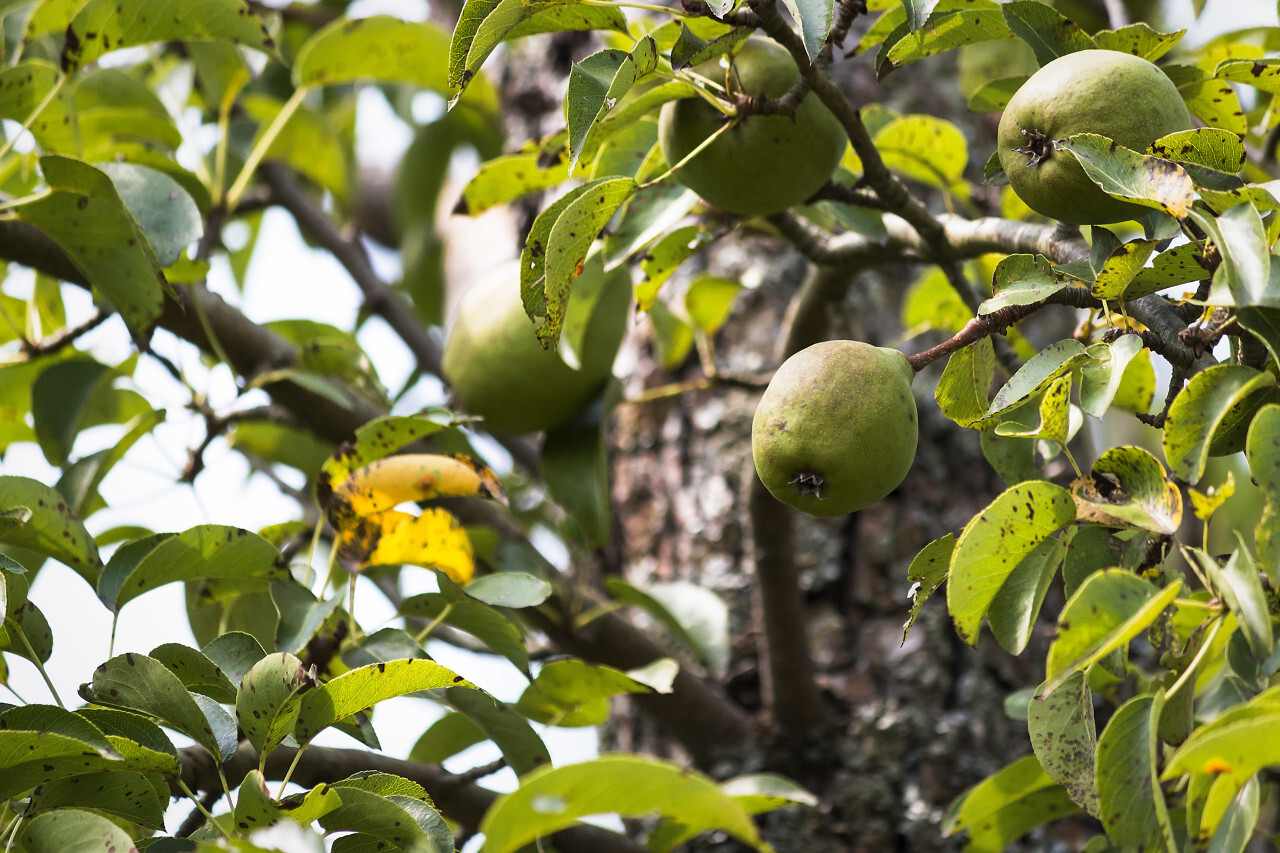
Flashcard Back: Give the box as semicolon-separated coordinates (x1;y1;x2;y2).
260;163;540;473
178;742;647;853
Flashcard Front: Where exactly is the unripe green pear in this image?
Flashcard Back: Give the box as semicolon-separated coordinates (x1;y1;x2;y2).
658;40;846;217
441;257;629;435
998;49;1191;225
752;340;917;516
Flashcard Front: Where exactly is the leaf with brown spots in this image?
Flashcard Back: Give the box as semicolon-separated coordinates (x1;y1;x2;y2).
293;659;477;746
1097;692;1176;850
62;0;276;72
1044;570;1181;694
0;475;101;586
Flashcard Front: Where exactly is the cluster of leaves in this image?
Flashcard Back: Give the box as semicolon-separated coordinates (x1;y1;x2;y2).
0;0;815;850
5;0;1280;850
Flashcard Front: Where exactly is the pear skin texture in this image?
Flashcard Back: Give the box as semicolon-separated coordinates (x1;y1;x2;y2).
442;258;629;435
659;40;846;217
752;340;917;516
998;49;1191;225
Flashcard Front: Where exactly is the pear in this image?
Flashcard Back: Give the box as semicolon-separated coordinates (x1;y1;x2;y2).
752;340;917;516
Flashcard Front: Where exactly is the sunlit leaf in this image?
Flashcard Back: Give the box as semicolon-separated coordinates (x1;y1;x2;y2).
294;659;476;745
1027;671;1097;815
479;755;765;853
1043;570;1181;694
0;476;101;584
1071;445;1182;535
63;0;276;71
1164;364;1277;484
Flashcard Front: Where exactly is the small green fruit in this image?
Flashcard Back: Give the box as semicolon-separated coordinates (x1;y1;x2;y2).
659;40;846;217
752;340;917;516
997;49;1191;225
441;257;629;434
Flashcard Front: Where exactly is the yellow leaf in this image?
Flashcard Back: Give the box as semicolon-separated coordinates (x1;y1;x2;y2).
336;508;474;585
327;453;505;527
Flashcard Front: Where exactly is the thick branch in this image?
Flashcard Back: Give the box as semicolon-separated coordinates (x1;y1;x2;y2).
178;742;646;853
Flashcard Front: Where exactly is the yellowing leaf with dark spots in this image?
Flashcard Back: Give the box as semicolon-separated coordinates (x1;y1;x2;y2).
328;453;505;528
337;508;474;585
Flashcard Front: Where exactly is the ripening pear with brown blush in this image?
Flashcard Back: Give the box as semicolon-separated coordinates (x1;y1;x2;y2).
752;340;917;516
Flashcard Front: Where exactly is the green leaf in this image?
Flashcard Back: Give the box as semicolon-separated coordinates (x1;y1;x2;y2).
202;631;268;689
0;60;80;154
685;275;743;334
781;0;833;61
602;181;698;266
1149;127;1247;175
903;0;941;31
1164;364;1277;484
968;75;1026;113
479;755;765;853
231;769;287;834
1166;65;1248;135
464;572;551;608
1216;57;1280;94
669;23;752;69
943;754;1080;849
903;534;953;644
14;155;166;334
979;254;1062;314
97;524;287;612
320;779;451;853
1028;671;1097;816
1237;307;1280;366
409;711;487;766
980;339;1090;426
1072;445;1183;535
293;659;476;745
1001;1;1096;65
565;39;658;172
987;534;1064;655
0;475;102;584
1056;134;1195;220
1091;22;1185;60
241;94;349;202
935;337;994;428
542;419;611;548
993;372;1073;447
1091;238;1158;302
75;68;182;156
1193;204;1276;308
455;150;570;216
1096;692;1176;850
31;359;111;467
636;225;716;310
58;408;165;518
445;687;552;776
401;590;530;676
947;480;1076;645
98;162;202;267
149;642;237;704
1195;546;1273;661
879;8;1013;77
272;580;342;655
875;115;968;195
1246;404;1280;503
1205;775;1260;853
1080;333;1144;418
1044;570;1182;694
448;0;624;102
62;0;276;71
1127;242;1208;298
340;627;429;669
237;653;313;757
18;808;140;853
80;652;236;761
27;770;168;829
516;659;658;727
536;178;636;351
294;16;451;93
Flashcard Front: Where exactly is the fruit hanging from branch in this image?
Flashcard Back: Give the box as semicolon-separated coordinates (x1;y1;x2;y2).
441;257;630;435
659;39;847;217
997;49;1192;224
752;340;918;516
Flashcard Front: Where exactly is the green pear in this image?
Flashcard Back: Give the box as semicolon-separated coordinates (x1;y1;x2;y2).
752;340;917;516
442;257;629;434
